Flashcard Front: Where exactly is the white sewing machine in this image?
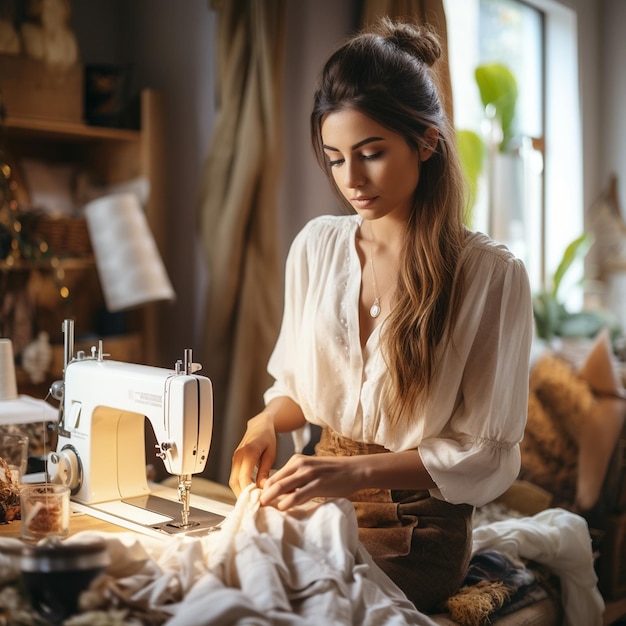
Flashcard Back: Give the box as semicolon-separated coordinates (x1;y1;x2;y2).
47;320;226;537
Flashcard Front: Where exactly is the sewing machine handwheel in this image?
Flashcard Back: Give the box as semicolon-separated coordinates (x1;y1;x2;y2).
47;445;82;495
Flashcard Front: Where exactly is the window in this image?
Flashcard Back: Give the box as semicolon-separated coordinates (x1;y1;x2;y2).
444;0;583;304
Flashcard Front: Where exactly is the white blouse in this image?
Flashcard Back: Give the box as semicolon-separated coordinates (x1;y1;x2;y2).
264;215;534;507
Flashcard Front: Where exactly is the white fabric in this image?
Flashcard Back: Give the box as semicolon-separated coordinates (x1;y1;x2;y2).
27;489;431;625
472;507;605;626
264;215;533;506
0;495;601;624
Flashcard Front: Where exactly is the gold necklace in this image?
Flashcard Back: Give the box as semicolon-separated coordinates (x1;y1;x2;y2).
367;239;394;318
368;242;383;318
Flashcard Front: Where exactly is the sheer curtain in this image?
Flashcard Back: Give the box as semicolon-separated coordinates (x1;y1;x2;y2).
199;0;286;483
360;0;453;123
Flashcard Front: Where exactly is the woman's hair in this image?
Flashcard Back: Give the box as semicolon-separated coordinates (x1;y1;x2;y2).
311;17;467;425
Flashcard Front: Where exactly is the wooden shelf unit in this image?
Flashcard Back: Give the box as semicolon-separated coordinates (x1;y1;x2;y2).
1;89;168;395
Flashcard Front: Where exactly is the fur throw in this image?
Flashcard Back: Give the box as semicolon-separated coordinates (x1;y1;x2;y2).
519;353;593;509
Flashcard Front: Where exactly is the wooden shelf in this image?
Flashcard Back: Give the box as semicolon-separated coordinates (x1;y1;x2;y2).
1;89;168;377
0;256;95;272
4;115;140;143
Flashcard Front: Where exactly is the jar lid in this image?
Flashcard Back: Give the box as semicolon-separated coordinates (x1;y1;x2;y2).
1;537;110;573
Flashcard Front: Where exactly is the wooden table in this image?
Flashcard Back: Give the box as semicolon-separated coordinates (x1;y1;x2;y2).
0;477;236;541
0;507;128;538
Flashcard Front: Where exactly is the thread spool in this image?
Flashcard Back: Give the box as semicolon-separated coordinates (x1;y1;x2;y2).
0;339;18;401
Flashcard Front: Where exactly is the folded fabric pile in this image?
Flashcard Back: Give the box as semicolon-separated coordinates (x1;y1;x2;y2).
470;508;605;626
443;549;551;626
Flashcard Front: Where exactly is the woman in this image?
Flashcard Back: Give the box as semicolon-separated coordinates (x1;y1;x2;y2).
230;17;533;612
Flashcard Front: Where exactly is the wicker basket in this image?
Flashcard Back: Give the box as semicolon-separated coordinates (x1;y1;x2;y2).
30;215;92;256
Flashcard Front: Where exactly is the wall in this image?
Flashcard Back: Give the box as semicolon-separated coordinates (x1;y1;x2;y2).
552;0;625;217
561;0;602;214
601;0;626;212
279;0;358;256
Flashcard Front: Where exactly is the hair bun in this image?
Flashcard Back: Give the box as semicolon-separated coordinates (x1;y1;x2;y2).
375;17;442;68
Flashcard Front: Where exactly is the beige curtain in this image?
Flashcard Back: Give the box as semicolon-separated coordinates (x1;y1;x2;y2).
360;0;454;124
199;0;286;484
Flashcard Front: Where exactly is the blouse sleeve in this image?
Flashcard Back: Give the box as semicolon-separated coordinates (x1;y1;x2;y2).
418;243;534;507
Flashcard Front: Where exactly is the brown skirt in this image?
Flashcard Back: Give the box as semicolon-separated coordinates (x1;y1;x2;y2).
315;427;474;613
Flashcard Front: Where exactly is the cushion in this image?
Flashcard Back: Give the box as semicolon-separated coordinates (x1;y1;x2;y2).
520;328;626;512
575;328;626;510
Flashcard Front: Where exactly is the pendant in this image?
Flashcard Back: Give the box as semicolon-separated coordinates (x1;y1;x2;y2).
369;299;381;318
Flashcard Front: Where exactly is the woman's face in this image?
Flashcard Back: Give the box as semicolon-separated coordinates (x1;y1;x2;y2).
321;109;423;221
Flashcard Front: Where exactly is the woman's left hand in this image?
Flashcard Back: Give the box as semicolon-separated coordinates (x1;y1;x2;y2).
259;454;363;510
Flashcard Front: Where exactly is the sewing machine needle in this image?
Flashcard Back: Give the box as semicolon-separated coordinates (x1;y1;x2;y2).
178;474;192;527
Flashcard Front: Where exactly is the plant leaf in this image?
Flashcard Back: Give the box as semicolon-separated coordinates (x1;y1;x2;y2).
532;291;563;340
455;129;485;227
552;232;593;298
475;63;518;150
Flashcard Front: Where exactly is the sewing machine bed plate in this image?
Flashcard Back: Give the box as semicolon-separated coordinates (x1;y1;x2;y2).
71;486;233;541
123;494;225;533
90;494;225;536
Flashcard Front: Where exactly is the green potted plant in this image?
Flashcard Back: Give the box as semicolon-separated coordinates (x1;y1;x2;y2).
533;233;621;341
456;62;518;226
474;63;518;151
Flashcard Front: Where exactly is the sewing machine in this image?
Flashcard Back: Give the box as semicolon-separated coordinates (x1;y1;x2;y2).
46;320;226;537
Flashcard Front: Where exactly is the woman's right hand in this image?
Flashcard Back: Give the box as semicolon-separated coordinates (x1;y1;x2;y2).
229;412;277;496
